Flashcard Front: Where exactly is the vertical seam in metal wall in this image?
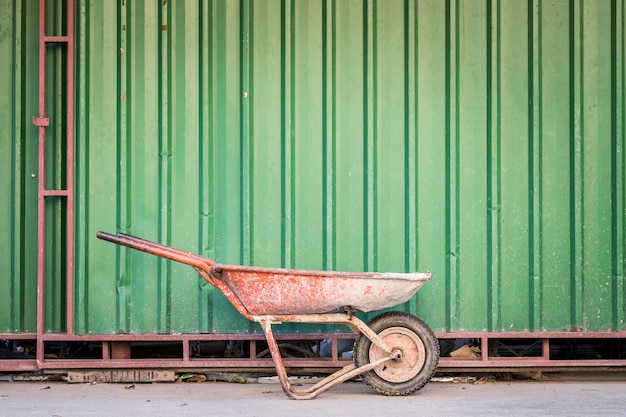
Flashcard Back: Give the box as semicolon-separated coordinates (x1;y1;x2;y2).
198;0;204;261
527;0;535;332
365;0;377;272
404;0;418;313
10;0;20;331
411;0;419;277
321;0;328;271
611;0;623;330
609;0;615;329
238;0;244;265
372;0;378;273
321;0;337;272
413;2;421;276
125;0;133;331
486;0;502;332
365;0;378;273
197;0;210;331
526;0;536;329
78;0;90;334
209;0;218;329
209;0;215;326
619;0;625;331
362;0;369;272
330;0;337;272
454;0;461;329
486;0;493;331
280;0;286;268
534;0;544;331
248;0;255;266
494;0;503;331
166;1;174;331
569;0;584;329
412;0;418;278
495;0;502;331
9;0;14;330
198;2;203;260
444;0;451;331
116;0;129;332
403;0;411;276
157;0;163;331
280;0;291;268
19;0;27;331
527;0;535;331
621;0;625;331
537;0;544;331
289;0;296;268
242;1;255;265
444;0;462;330
616;3;626;330
157;0;174;332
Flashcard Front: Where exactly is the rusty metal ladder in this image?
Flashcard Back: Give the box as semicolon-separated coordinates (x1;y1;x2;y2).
33;0;75;366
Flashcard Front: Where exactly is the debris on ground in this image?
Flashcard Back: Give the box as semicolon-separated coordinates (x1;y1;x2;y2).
449;344;481;359
227;375;246;384
0;373;51;382
431;376;489;384
473;375;496;385
177;373;208;383
433;372;544;384
68;370;176;383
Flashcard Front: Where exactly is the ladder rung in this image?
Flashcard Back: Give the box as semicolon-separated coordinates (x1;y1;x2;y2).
43;36;69;43
43;190;69;197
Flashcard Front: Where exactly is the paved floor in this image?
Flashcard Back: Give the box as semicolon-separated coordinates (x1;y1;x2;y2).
1;374;625;416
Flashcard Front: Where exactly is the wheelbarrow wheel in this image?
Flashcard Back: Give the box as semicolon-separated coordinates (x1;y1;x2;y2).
353;311;439;396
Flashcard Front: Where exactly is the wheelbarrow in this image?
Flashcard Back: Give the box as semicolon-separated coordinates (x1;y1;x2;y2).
96;231;440;399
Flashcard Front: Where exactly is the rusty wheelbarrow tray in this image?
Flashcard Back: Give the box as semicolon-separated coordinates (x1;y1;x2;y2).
97;231;440;399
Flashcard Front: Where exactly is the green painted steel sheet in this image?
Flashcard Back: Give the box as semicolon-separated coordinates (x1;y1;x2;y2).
1;0;625;336
1;0;80;334
1;0;39;333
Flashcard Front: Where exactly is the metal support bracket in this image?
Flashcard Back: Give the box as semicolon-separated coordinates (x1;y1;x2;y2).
32;116;49;127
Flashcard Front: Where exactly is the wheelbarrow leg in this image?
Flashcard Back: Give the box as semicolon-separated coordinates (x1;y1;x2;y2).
259;318;395;400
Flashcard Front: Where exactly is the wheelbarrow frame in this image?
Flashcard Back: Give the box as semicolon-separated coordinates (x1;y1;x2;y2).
96;232;436;399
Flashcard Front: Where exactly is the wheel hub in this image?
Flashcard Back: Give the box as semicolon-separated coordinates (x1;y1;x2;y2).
369;327;426;383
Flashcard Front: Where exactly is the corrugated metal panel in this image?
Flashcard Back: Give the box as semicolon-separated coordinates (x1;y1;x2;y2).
75;0;625;335
1;0;624;336
1;0;75;334
75;0;251;334
0;0;38;333
44;0;73;334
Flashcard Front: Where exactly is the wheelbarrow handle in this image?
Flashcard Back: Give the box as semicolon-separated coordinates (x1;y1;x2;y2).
96;231;217;269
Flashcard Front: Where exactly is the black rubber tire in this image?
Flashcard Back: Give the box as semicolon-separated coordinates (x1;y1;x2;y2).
353;311;440;396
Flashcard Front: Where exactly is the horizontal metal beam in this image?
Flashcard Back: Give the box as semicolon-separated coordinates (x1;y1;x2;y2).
2;331;625;372
434;331;626;339
3;330;625;342
439;359;626;368
6;358;626;372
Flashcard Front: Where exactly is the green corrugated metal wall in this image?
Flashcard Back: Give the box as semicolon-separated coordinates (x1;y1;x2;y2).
1;0;38;333
1;0;625;335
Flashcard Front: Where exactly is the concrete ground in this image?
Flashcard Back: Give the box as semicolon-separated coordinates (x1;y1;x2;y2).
1;373;625;417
